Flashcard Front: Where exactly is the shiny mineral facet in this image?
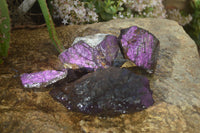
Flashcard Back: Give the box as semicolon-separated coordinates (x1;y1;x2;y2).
59;34;120;70
20;70;68;88
119;26;160;73
50;67;154;116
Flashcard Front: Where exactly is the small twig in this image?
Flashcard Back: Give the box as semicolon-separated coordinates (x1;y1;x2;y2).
12;23;46;30
28;13;43;16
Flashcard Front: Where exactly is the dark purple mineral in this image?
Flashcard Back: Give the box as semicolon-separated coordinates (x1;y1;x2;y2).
50;67;154;116
21;70;68;88
59;34;119;70
119;26;160;73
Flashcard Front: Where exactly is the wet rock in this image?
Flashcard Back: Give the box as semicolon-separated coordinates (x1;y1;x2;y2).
50;67;154;116
118;26;160;73
20;70;68;88
59;34;120;70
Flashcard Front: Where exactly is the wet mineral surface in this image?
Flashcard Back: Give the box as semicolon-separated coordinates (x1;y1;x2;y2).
50;67;154;116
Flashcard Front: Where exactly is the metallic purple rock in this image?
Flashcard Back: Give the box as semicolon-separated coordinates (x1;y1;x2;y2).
20;70;68;88
50;67;154;116
59;35;120;70
96;35;120;65
119;26;160;73
59;41;97;69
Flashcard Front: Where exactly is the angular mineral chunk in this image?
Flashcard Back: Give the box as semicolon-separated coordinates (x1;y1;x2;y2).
119;26;160;73
59;34;120;70
96;35;120;66
20;70;68;88
50;67;154;116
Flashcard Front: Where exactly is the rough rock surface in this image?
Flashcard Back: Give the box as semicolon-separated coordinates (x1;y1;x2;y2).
0;18;200;133
50;67;154;116
72;33;109;48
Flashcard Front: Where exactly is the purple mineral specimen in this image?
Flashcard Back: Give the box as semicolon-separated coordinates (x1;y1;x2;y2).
59;34;119;70
50;67;154;116
20;70;67;88
119;26;159;73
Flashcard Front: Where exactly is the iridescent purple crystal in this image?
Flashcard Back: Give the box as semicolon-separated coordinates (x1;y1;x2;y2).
59;34;120;70
119;26;160;73
20;70;68;88
50;67;154;116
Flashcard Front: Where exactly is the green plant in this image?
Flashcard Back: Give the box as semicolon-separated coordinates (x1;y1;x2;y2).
184;0;200;47
0;0;11;64
83;0;124;21
38;0;65;53
47;0;54;17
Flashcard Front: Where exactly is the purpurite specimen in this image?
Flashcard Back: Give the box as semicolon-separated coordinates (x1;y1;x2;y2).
50;67;154;116
20;34;120;88
119;26;160;73
21;70;68;88
20;26;159;116
59;34;119;70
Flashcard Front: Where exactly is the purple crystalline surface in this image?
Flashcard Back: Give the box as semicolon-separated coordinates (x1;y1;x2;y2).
119;26;159;73
59;42;97;69
59;35;119;70
21;70;68;88
96;35;120;65
50;67;154;116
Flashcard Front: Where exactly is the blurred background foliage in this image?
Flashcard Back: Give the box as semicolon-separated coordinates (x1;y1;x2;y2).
0;0;200;64
184;0;200;48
